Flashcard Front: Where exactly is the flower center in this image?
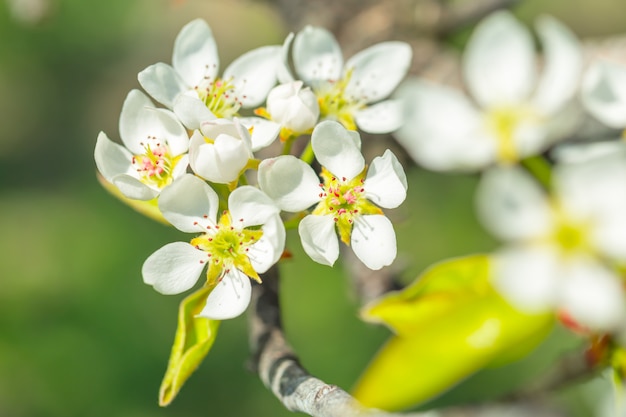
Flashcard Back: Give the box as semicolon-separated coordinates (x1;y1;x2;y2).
549;205;593;256
190;211;263;284
312;167;382;244
315;69;365;131
132;138;181;189
195;77;241;119
484;105;540;164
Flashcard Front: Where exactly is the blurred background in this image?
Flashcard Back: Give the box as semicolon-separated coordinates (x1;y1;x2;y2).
2;0;626;416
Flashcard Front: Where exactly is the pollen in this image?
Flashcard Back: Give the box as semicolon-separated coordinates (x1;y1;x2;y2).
189;211;264;284
315;69;365;131
312;166;382;244
195;76;242;119
132;140;181;189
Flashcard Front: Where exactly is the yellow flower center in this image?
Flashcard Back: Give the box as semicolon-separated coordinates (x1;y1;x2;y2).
190;211;264;284
132;139;182;189
545;203;593;257
484;105;540;164
312;167;382;244
195;77;241;119
315;69;365;131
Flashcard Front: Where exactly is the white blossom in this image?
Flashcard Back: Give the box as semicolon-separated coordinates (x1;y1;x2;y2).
279;27;411;133
142;174;285;320
258;121;407;270
265;81;320;134
394;12;582;171
188;118;253;184
94;89;189;200
476;154;626;331
138;19;281;130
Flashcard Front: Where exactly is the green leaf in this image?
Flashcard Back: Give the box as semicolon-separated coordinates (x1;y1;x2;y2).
352;255;554;411
158;285;220;406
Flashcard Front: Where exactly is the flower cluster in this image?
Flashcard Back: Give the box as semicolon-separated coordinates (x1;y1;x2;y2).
94;19;410;322
95;10;626;410
389;10;626;340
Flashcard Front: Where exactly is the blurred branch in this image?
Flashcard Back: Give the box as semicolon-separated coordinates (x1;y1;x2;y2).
248;268;566;417
248;267;427;417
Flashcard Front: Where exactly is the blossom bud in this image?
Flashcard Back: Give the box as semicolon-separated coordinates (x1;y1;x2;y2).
266;81;320;133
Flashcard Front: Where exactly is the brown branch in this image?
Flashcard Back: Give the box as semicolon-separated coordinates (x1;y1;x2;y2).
248;267;425;417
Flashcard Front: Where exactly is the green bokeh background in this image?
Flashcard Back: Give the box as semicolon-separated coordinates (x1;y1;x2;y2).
1;0;625;416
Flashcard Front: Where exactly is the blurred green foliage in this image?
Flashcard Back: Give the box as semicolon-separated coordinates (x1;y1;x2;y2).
1;0;625;416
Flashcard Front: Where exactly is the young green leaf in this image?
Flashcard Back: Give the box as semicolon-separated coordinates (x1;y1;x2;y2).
159;285;220;406
353;255;554;411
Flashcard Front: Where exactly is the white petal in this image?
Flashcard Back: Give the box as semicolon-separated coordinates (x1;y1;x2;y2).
158;174;219;233
552;140;626;165
492;245;560;312
142;242;206;295
94;131;133;182
532;15;582;116
351;215;397;270
293;26;343;84
138;63;189;109
277;32;296;84
119;90;155;154
238;117;281;151
511;118;550;160
354;99;405;134
364;150;407;209
265;81;319;133
136;108;189;157
257;156;321;212
581;61;626;128
200;118;241;139
197;270;251;320
555;148;626;221
249;214;286;273
112;174;159;201
464;11;536;107
311;120;364;180
476;167;553;242
298;214;339;266
228;185;279;229
345;42;412;103
593;214;626;261
190;133;249;183
172;19;219;87
560;259;626;331
172;154;190;180
224;46;281;107
393;79;494;171
173;93;216;130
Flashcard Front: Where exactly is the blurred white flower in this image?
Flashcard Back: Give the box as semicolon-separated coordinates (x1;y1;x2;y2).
476;152;626;331
394;11;582;171
94;89;189;200
265;81;320;135
142;174;285;320
279;26;411;133
582;60;626;129
258;121;407;270
138;19;281;130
